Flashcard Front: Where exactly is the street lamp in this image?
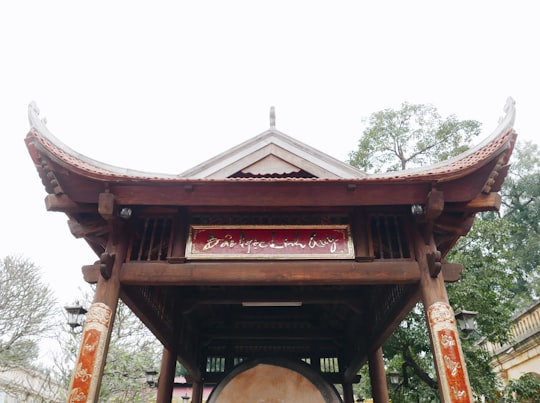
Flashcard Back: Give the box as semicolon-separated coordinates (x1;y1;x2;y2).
145;370;158;388
181;394;190;402
455;308;478;337
64;302;87;332
388;369;400;387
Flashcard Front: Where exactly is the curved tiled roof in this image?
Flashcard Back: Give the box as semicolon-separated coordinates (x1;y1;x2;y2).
25;99;517;185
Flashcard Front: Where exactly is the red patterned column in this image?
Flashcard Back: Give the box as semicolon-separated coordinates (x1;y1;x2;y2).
415;227;473;403
427;302;472;402
68;302;113;402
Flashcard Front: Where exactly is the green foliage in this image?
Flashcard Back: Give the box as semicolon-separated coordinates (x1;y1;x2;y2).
0;255;56;370
348;102;481;172
502;373;540;402
447;216;518;345
500;141;540;304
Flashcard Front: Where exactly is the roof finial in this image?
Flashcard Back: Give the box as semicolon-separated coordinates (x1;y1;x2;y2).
270;106;276;129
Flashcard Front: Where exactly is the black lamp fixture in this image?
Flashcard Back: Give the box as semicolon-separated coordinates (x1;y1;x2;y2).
64;302;87;333
181;394;190;402
145;370;158;388
388;369;400;386
455;308;478;337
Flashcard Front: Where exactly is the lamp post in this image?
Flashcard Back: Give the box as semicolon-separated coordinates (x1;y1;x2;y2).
145;370;158;388
388;369;400;387
64;302;87;333
455;308;478;337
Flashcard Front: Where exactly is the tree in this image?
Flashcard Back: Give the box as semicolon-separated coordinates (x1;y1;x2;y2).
348;102;481;172
348;103;531;400
0;255;57;370
499;141;540;304
502;372;540;402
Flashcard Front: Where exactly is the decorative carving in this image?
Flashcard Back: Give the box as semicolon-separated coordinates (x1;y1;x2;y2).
482;153;507;194
68;303;113;402
427;250;442;278
38;157;64;195
427;302;472;402
99;252;115;280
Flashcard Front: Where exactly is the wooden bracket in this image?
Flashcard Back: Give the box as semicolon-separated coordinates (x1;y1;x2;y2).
441;262;463;282
100;252;116;280
98;192;116;221
421;189;444;244
424;189;444;221
427;250;442;278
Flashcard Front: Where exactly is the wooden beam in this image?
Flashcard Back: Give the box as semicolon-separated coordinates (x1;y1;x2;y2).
106;182;438;207
98;192;115;220
45;194;94;213
445;192;502;213
201;370;359;385
425;190;445;221
67;231;127;401
177;287;368;308
82;260;421;286
68;219;108;239
343;285;421;382
203;328;342;343
441;262;463;283
416;231;473;402
465;192;501;212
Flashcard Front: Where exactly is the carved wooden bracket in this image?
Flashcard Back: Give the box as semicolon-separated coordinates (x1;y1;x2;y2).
98;192;116;221
100;252;115;280
420;189;445;244
427;250;442;278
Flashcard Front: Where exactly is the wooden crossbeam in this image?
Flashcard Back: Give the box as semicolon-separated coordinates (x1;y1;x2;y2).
82;260;421;286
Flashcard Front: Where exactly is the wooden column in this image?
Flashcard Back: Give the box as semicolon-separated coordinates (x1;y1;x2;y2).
191;380;204;403
67;235;127;401
416;231;473;402
342;382;355;403
368;347;390;403
157;346;177;403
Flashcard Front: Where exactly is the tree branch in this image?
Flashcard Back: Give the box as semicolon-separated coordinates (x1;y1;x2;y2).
403;345;439;390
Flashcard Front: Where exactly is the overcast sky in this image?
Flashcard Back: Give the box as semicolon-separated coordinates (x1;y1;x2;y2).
1;1;539;363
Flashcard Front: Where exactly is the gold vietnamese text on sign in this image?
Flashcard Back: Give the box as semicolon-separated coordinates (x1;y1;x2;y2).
186;225;355;260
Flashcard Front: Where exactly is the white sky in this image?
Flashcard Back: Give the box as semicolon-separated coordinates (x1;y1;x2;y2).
1;1;539;364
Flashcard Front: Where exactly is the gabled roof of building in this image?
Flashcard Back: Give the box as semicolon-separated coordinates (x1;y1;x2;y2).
179;127;366;179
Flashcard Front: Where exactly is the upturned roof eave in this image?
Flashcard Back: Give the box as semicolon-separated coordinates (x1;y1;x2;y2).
25;99;517;190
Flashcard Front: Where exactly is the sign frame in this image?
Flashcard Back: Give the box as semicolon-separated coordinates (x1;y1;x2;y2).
185;225;355;260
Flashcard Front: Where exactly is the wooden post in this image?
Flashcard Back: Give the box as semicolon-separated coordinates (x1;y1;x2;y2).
191;380;204;403
67;235;127;402
416;232;473;402
342;382;355;403
368;347;390;403
157;346;177;403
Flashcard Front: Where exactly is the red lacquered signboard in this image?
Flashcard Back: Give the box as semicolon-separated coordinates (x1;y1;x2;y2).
186;225;355;259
